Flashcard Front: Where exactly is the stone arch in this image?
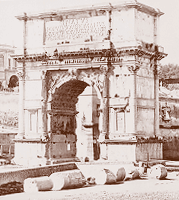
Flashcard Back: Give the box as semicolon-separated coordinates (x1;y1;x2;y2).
48;70;103;108
47;74;103;161
8;75;19;88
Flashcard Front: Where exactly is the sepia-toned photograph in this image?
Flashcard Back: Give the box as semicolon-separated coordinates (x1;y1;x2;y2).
0;0;179;199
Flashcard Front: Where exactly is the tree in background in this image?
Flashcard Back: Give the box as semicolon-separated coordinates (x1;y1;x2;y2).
159;63;179;90
159;63;179;80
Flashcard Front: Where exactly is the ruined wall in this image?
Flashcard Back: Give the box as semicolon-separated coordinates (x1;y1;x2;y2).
159;96;179;160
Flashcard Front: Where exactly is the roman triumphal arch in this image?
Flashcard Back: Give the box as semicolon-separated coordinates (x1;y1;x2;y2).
13;1;167;166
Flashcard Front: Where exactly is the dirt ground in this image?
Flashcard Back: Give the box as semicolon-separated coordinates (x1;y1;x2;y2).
1;171;179;200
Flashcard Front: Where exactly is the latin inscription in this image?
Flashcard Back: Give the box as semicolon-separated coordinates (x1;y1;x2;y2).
46;16;107;43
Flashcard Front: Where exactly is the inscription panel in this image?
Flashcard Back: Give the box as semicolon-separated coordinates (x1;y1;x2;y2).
45;15;108;44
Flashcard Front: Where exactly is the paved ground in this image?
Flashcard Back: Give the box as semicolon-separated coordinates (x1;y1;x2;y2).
1;172;179;200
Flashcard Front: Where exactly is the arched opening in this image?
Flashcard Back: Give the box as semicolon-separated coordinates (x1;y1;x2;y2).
8;75;19;88
50;79;101;161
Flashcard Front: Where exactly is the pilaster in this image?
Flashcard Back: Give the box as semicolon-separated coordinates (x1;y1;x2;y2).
16;71;25;139
41;70;48;140
127;60;141;134
154;62;159;136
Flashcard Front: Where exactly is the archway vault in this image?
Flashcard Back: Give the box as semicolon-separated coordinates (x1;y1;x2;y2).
51;79;89;114
49;76;102;160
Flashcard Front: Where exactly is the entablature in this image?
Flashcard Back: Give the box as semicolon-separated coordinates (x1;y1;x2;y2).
12;45;167;66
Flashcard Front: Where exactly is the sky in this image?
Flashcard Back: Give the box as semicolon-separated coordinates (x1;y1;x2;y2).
0;0;178;65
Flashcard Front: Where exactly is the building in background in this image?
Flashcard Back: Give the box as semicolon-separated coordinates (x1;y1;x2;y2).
0;44;18;90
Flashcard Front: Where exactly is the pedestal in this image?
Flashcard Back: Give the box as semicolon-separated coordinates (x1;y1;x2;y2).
100;139;163;162
13;139;48;167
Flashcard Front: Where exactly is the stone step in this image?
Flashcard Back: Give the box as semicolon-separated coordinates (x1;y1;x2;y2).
165;161;179;167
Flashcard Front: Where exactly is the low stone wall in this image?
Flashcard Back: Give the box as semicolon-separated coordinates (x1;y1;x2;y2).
136;142;163;161
163;137;179;160
0;162;78;185
101;140;163;162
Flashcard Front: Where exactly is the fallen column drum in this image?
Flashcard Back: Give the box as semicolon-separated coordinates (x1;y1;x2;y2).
24;176;53;193
50;169;86;190
94;168;117;185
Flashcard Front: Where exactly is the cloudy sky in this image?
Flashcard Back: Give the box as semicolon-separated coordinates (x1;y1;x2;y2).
0;0;178;65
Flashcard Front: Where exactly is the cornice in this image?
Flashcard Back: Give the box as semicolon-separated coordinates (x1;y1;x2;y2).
16;1;163;21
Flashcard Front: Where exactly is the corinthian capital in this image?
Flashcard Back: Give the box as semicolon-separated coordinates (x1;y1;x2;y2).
100;65;108;74
17;71;25;80
127;64;140;73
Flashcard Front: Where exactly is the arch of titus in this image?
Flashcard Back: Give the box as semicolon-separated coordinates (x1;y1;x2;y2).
13;1;167;166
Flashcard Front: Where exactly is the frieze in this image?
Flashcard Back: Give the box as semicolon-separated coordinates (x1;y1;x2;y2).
42;57;120;66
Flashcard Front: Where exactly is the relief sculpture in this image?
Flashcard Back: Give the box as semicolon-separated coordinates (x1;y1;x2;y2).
51;114;76;135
